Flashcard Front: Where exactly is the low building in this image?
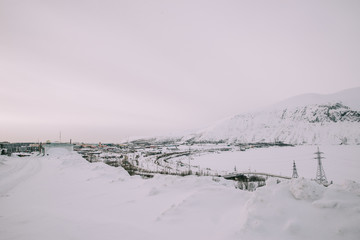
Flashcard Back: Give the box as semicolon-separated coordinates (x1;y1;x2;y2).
43;143;73;154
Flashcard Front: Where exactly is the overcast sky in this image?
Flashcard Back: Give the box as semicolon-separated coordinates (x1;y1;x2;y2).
1;0;360;143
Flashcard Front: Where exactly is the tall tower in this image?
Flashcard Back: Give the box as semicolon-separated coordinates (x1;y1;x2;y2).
292;160;299;178
314;147;328;186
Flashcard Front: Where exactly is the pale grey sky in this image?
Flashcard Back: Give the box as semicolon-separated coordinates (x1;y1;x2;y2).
1;0;360;143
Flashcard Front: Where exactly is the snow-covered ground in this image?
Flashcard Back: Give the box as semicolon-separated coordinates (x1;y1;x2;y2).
191;145;360;183
1;148;360;240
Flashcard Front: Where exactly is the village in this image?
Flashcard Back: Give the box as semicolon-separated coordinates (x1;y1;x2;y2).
2;139;318;191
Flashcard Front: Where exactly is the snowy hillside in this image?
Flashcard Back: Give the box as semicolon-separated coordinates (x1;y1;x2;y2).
187;88;360;145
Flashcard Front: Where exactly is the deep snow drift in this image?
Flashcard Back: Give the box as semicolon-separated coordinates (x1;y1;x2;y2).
1;149;360;240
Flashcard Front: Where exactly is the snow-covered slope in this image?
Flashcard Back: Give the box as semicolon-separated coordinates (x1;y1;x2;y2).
188;87;360;145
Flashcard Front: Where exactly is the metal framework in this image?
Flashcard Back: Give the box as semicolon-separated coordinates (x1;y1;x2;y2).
292;160;299;178
314;147;328;186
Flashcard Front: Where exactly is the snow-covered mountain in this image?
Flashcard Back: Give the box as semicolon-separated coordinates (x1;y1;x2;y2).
269;87;360;111
186;87;360;145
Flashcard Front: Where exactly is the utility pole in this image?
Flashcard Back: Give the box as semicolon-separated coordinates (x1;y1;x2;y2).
314;147;328;186
292;160;299;178
188;146;191;175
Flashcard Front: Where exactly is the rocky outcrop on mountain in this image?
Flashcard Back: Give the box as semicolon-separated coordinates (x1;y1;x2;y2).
280;103;360;123
188;102;360;145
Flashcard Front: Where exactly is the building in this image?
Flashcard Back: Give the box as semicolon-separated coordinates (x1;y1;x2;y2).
42;143;73;154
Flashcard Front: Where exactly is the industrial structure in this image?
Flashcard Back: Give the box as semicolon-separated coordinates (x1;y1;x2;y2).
314;147;328;186
292;160;299;178
42;142;74;155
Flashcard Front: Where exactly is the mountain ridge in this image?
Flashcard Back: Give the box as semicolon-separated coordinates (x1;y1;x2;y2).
133;87;360;145
267;87;360;111
185;87;360;145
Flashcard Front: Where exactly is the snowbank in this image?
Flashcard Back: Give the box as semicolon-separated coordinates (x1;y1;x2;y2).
240;178;360;240
1;152;359;240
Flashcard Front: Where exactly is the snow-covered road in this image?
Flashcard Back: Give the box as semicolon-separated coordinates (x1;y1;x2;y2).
1;149;359;240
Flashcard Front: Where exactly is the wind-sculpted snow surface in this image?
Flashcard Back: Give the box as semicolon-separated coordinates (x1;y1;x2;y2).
1;151;360;240
241;179;360;240
192;103;360;144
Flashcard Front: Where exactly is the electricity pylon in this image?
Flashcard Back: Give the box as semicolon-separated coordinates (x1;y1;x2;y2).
292;160;299;178
314;147;328;186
